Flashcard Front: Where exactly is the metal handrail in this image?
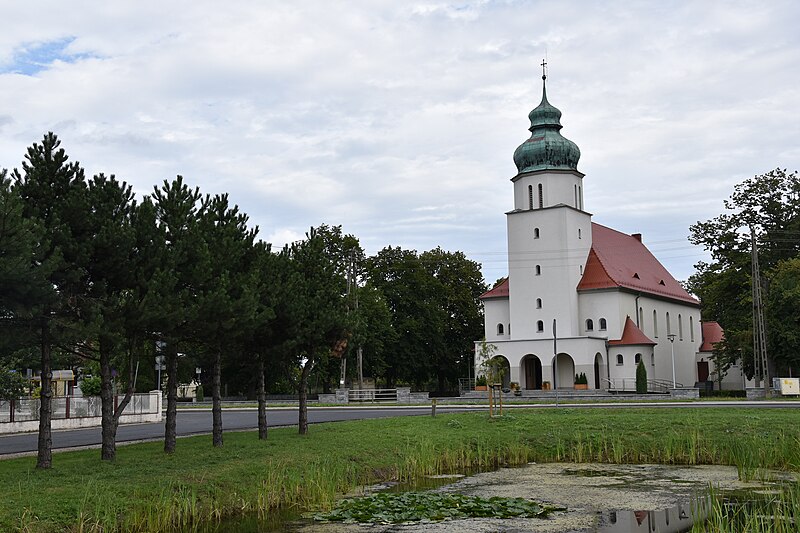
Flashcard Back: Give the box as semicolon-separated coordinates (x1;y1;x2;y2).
348;388;397;402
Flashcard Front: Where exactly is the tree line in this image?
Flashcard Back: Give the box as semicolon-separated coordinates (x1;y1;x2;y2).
688;168;800;382
0;133;486;468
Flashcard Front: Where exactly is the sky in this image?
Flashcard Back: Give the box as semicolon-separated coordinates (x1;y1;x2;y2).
1;1;798;286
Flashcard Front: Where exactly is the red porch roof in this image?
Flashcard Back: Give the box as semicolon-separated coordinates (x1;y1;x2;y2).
609;316;657;346
480;277;509;299
699;321;724;352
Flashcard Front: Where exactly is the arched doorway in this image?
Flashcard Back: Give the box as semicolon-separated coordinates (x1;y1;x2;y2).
594;353;605;389
552;353;575;390
488;356;511;389
521;354;542;389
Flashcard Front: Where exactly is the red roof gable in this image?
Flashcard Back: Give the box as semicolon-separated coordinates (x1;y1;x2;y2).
578;223;699;306
480;277;509;299
699;321;724;352
609;316;656;346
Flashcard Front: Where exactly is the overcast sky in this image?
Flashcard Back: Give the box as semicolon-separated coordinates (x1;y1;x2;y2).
1;1;798;285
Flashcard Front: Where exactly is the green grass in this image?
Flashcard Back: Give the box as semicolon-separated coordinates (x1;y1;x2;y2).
1;407;799;532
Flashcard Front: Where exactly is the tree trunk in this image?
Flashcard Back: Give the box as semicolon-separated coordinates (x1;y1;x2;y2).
212;349;223;447
257;358;267;440
99;335;116;461
298;360;314;435
164;342;178;453
102;340;138;461
36;318;52;469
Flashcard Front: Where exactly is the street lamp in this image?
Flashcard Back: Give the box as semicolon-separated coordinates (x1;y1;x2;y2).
667;334;677;388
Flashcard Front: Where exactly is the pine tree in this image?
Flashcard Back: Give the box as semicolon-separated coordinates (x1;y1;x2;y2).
13;133;88;469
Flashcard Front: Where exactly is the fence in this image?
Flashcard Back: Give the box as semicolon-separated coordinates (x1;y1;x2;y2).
603;378;681;393
0;391;161;434
348;388;398;402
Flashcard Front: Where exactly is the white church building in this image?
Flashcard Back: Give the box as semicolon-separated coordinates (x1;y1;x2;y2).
475;73;719;392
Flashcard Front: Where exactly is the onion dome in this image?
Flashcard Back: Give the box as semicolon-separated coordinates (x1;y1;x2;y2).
513;79;581;173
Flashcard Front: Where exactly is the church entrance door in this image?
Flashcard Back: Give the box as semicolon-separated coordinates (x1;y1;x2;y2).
521;355;542;389
594;353;604;389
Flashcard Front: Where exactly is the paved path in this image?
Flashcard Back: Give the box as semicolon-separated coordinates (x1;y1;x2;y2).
1;401;796;457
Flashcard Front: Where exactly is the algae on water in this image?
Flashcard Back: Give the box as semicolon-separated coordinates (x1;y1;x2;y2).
312;492;562;524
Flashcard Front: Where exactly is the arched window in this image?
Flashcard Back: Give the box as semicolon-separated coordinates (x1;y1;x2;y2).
639;307;644;328
690;316;695;342
616;354;623;366
574;184;578;207
538;183;543;208
666;312;671;336
535;265;541;275
678;314;683;341
534;227;540;239
650;353;655;366
508;323;511;335
653;309;658;338
528;185;533;210
578;185;582;210
635;353;642;365
586;319;594;331
497;323;504;335
536;298;542;309
599;318;607;330
536;320;544;332
578;228;582;239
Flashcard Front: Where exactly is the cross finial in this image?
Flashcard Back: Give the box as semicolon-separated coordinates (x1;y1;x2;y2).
541;59;547;81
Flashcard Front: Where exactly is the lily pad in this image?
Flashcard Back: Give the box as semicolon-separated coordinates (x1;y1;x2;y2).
312;492;562;524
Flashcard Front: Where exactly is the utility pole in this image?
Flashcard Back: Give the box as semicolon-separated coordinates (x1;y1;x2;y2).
339;252;353;388
751;229;770;397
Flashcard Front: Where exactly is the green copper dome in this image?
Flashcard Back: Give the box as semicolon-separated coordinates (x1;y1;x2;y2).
513;80;580;173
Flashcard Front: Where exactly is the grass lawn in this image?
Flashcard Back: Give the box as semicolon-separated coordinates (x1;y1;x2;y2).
2;407;799;532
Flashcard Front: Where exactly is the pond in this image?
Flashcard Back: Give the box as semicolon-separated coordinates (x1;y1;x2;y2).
208;463;794;532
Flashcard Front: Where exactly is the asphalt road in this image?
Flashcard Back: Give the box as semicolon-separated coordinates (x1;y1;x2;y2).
0;406;472;456
1;401;797;457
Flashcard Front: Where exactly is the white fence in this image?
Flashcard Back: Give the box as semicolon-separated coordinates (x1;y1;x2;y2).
0;391;162;434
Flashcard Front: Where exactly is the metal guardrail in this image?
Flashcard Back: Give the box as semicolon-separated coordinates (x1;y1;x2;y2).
0;393;158;423
458;378;476;393
603;378;682;393
348;388;397;402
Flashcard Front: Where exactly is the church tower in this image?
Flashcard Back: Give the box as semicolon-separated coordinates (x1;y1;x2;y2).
506;68;592;339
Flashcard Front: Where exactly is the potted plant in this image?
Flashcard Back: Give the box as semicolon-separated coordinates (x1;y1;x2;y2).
541;381;551;390
574;372;589;390
510;381;522;396
475;375;488;391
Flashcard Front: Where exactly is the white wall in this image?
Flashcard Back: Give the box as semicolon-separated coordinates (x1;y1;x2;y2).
483;298;511;341
507;207;591;339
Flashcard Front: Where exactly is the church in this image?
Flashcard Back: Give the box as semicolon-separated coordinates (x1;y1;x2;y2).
476;70;719;392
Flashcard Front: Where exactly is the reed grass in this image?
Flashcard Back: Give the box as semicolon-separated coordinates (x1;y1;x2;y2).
0;407;798;532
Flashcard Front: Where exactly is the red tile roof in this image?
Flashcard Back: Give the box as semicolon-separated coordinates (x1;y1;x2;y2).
699;321;724;352
480;277;509;299
609;316;656;346
578;223;699;306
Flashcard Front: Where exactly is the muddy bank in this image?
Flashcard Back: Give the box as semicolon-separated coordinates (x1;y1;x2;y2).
287;463;784;532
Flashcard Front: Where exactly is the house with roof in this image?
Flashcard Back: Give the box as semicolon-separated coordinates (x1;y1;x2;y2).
476;72;722;392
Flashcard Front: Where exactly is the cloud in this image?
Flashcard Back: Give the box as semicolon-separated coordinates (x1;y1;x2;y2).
0;0;798;285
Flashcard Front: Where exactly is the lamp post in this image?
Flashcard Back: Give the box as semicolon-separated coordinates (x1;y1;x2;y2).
667;334;677;388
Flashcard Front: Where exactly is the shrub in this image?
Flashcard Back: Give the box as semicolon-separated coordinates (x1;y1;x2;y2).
80;376;102;397
475;376;487;387
636;361;648;393
195;385;204;402
0;367;26;401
